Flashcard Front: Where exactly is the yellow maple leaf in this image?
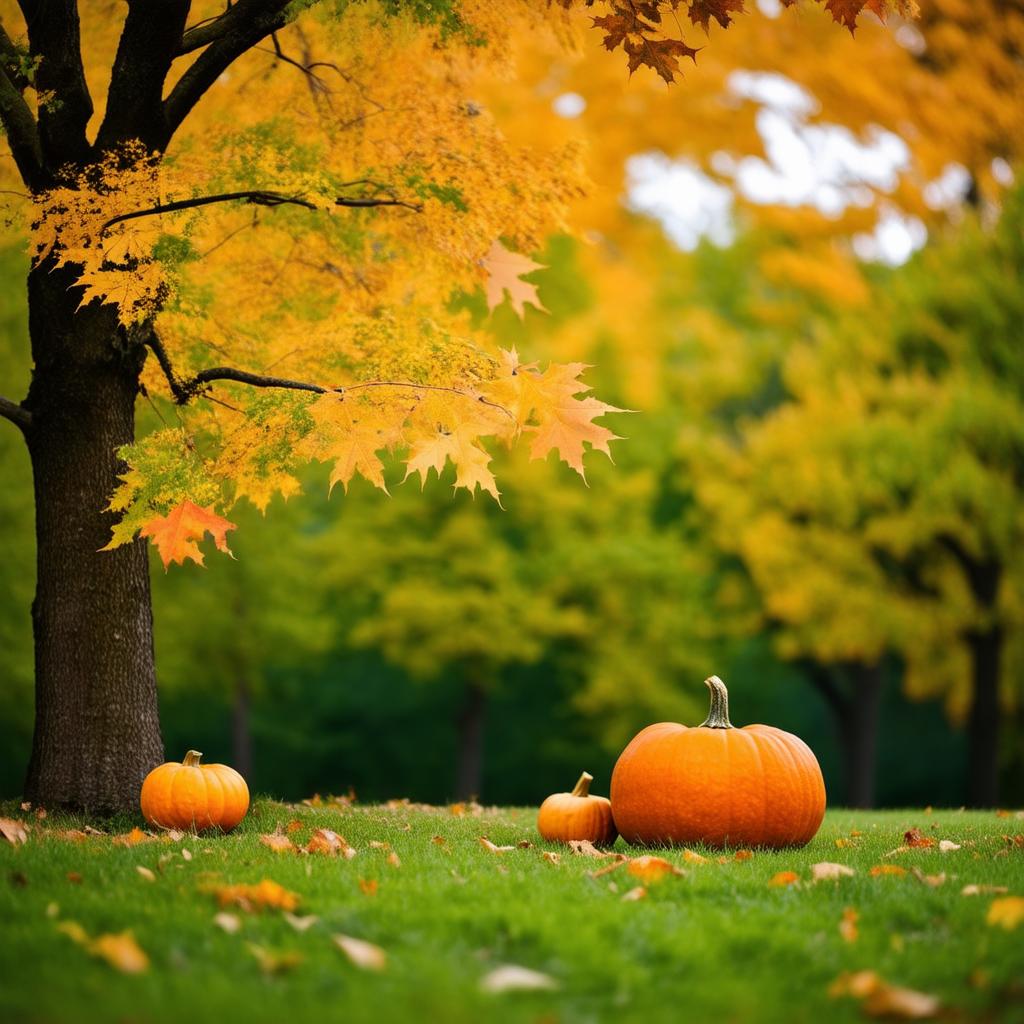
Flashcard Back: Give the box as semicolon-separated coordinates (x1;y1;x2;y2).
137;501;237;570
405;419;502;503
482;240;547;318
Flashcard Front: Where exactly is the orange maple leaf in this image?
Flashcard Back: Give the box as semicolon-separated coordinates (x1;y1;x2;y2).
138;501;237;570
482;241;547;318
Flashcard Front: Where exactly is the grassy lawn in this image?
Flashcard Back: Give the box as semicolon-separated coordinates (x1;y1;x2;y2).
1;801;1022;1023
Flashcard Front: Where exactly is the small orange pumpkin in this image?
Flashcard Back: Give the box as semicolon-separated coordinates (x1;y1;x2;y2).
140;750;249;832
537;771;618;846
611;675;825;849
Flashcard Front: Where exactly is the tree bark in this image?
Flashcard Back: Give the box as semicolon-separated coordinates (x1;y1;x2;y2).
965;624;1002;808
807;661;882;808
454;678;486;801
21;262;163;812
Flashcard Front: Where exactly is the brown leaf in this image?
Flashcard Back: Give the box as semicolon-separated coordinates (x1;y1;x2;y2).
479;837;515;854
358;878;378;896
627;856;683;882
66;872;83;884
768;871;800;887
247;943;303;975
212;879;300;913
135;865;156;882
621;886;647;902
430;835;448;847
139;500;236;570
0;818;29;845
479;964;558;993
682;849;708;864
260;831;296;854
286;820;303;835
333;933;387;971
51;829;89;843
839;907;859;943
812;862;856;882
870;865;907;877
112;827;151;847
542;851;561;866
903;828;935;849
910;868;945;887
938;840;961;852
568;839;617;858
89;931;150;974
830;970;940;1019
386;850;401;868
306;829;354;857
734;849;753;861
961;884;1008;896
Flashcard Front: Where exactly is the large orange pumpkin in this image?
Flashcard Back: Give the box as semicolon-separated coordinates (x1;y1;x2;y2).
610;676;825;848
140;750;249;832
537;771;618;846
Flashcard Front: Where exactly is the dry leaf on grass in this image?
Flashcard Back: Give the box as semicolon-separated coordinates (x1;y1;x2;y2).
986;896;1024;930
910;868;945;887
839;908;858;943
479;837;515;854
283;913;318;932
112;827;153;847
621;886;647;902
89;931;149;974
0;818;29;845
260;832;296;855
870;865;907;877
627;856;683;882
961;884;1008;896
181;848;192;861
812;862;855;882
568;840;609;858
51;829;89;843
938;840;961;852
212;879;300;912
333;933;387;971
830;971;940;1019
307;829;354;858
359;878;378;896
835;838;855;848
480;964;558;993
430;835;448;848
682;849;708;864
213;912;241;934
66;871;83;884
286;820;303;835
135;866;156;882
768;871;800;887
734;849;753;861
247;943;303;975
904;829;936;849
542;851;561;866
386;851;401;868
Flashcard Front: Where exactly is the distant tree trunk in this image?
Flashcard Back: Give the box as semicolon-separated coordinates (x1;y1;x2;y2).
232;676;254;782
807;661;882;808
21;263;164;812
965;624;1002;808
454;677;486;801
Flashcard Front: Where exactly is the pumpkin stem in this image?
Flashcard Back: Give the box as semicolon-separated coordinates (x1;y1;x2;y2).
182;750;203;767
699;676;734;729
570;771;594;798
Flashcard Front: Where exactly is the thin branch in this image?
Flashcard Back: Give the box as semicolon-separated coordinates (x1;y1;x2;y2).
0;65;42;188
0;394;31;431
183;366;330;399
101;188;420;233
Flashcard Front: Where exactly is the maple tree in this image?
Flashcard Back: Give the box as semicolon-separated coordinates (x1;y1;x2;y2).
0;0;908;811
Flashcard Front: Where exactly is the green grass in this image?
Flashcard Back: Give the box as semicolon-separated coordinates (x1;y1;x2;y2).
1;801;1022;1023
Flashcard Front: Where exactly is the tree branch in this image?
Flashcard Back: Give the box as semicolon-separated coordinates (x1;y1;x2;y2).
0;64;43;188
96;0;191;151
101;189;420;233
0;23;32;92
0;394;32;431
162;0;298;148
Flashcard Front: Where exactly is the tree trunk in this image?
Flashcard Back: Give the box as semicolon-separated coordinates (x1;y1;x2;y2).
232;675;254;782
806;661;882;808
454;678;486;801
21;263;163;812
965;624;1002;808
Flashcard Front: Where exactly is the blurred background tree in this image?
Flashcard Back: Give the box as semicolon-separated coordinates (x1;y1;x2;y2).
1;1;1021;807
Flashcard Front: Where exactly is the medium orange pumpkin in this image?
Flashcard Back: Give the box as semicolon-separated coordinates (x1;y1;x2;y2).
140;750;249;832
610;676;825;848
537;771;618;846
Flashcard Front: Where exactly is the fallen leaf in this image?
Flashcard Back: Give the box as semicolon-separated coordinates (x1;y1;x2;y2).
386;851;401;869
870;865;907;877
904;828;935;849
938;840;961;853
358;878;378;896
961;884;1008;896
734;849;753;861
682;849;708;864
212;879;300;913
368;840;390;850
542;851;561;866
51;829;89;843
835;838;855;848
306;829;354;857
283;913;319;932
0;818;29;845
768;871;800;887
57;920;89;945
480;964;559;993
812;862;855;882
850;829;864;837
450;803;466;817
46;901;59;919
260;832;296;855
35;808;47;821
911;868;945;887
621;886;647;901
627;856;683;882
333;933;387;971
82;825;106;836
66;871;83;884
839;907;858;943
430;835;448;847
181;848;192;861
479;837;515;854
213;912;241;934
588;859;626;879
567;839;607;858
830;970;940;1019
112;827;151;847
135;866;156;882
247;943;303;975
286;820;303;835
986;896;1024;930
516;840;533;849
90;931;149;974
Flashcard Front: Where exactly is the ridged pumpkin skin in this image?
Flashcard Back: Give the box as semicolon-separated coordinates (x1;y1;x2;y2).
140;750;249;832
611;677;825;849
537;772;618;846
